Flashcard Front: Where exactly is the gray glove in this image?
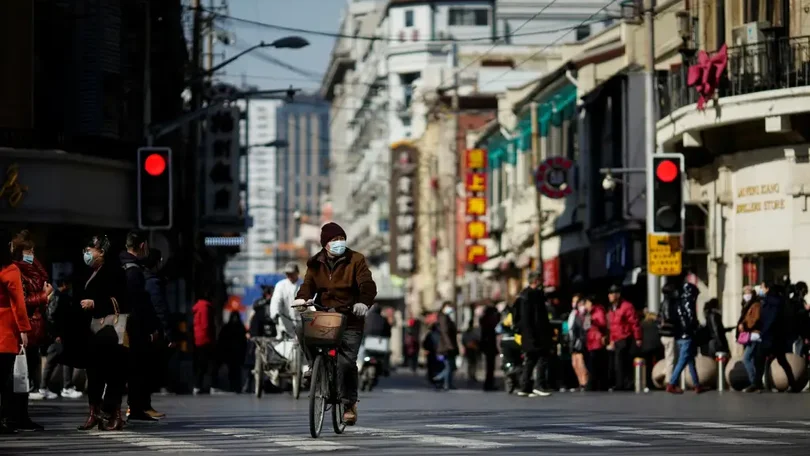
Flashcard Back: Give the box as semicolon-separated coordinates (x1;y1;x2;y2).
352;303;369;317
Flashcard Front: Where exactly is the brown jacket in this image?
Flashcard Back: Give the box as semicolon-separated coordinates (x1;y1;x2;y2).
742;301;761;333
296;248;377;330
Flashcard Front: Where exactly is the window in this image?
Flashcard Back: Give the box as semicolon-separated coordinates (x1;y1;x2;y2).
742;252;789;287
405;10;414;27
449;8;488;26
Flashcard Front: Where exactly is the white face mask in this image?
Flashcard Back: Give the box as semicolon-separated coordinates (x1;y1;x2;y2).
743;294;752;302
577;305;586;314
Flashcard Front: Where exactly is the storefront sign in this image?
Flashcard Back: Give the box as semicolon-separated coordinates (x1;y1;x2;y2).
543;257;560;287
465;149;488;265
389;143;419;276
735;183;785;214
535;157;574;199
0;163;27;208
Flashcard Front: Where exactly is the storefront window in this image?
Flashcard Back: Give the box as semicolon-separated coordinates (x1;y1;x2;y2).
741;252;789;286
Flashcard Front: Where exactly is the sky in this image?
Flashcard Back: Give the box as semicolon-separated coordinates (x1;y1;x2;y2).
213;0;346;94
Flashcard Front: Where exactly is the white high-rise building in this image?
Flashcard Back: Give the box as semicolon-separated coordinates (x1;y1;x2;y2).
225;97;282;292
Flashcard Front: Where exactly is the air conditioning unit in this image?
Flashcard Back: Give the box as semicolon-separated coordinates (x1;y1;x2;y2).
489;204;506;233
730;22;771;85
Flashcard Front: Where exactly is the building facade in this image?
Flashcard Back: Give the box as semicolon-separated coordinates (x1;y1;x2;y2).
275;96;330;255
656;0;810;342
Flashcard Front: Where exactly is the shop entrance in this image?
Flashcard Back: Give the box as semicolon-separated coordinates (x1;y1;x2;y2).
741;251;790;286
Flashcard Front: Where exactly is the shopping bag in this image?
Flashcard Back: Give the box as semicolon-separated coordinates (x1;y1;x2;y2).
13;346;29;393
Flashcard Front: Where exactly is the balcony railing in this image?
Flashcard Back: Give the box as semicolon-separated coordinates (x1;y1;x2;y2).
660;36;810;116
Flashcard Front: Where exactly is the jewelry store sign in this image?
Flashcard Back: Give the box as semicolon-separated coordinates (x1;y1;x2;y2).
735;183;785;214
0;163;27;208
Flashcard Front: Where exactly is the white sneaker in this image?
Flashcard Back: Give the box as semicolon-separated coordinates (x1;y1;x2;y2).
61;388;83;399
532;389;551;397
38;388;58;400
29;391;45;400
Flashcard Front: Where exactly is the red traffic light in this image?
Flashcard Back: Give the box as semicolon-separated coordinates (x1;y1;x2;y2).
655;159;678;183
144;153;166;176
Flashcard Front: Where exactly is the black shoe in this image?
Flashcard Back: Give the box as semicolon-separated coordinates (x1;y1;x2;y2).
126;410;158;422
0;422;17;434
13;419;44;432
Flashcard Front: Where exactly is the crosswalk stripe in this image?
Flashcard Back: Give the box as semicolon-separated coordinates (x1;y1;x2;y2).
378;388;477;395
426;424;647;447
779;421;810;426
96;431;222;452
585;425;788;446
665;421;806;435
204;428;356;451
354;426;509;449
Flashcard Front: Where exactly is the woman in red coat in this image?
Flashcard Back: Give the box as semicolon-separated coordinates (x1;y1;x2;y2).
10;230;51;430
0;228;32;434
584;296;609;391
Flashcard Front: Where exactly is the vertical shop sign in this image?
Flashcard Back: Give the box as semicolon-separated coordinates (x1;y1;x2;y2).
465;149;488;265
389;143;419;276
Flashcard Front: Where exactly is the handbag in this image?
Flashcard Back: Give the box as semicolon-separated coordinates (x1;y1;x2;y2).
737;331;751;345
89;297;130;348
13;346;29;393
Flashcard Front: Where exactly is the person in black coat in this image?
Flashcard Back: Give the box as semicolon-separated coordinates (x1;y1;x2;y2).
479;304;500;391
218;312;247;393
119;231;161;422
514;271;552;397
753;281;798;392
77;234;130;431
701;298;730;357
143;248;173;398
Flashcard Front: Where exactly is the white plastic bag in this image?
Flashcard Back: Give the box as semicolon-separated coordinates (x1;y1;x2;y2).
13;346;29;393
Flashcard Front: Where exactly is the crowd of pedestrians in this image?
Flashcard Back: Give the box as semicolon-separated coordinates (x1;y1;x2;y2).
0;229;172;433
420;271;810;397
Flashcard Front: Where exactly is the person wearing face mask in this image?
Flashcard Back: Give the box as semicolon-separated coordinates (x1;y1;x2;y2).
513;271;552;397
433;302;460;390
8;230;50;430
77;235;130;431
119;231;162;422
294;222;377;426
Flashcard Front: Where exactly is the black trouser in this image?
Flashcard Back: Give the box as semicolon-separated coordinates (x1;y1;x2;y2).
336;330;362;405
40;342;74;390
483;350;496;390
194;344;216;391
128;343;153;412
754;344;797;389
587;348;609;391
611;338;633;390
25;344;41;392
521;349;549;393
0;353;14;422
87;342;127;409
227;362;242;393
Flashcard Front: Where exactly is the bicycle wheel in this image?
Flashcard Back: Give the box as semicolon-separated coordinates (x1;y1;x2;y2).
308;355;327;438
331;360;346;434
292;347;302;400
254;346;264;398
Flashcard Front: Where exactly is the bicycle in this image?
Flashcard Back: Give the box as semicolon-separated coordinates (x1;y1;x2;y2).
295;301;349;439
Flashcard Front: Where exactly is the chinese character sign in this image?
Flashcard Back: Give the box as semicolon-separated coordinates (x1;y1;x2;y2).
464;149;488;267
389;144;419;276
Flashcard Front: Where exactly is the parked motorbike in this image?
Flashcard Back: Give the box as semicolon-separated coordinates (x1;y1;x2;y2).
359;336;390;392
499;334;523;394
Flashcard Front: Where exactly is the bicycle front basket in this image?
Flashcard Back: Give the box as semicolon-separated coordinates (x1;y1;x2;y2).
301;311;347;346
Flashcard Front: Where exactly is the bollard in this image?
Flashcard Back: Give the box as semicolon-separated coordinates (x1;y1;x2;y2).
680;369;687;390
715;352;728;392
634;357;647;393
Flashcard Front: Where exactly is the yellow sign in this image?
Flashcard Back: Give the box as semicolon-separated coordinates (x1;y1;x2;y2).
466;197;487;216
0;164;27;208
647;234;682;276
466;220;487;239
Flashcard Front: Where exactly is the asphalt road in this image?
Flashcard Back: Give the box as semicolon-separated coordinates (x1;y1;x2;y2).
4;373;810;455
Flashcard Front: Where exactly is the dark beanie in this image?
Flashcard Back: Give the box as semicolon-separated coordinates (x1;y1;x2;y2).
320;222;347;247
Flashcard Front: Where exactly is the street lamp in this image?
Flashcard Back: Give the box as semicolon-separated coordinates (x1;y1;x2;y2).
189;36;310;85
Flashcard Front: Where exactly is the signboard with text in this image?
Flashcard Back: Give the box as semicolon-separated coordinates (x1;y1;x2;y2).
647;234;682;276
389;143;419;276
465;149;488;265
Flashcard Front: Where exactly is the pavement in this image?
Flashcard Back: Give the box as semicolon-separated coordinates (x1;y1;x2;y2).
4;373;810;455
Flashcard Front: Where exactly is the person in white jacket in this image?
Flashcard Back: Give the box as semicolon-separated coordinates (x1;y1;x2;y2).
269;262;303;340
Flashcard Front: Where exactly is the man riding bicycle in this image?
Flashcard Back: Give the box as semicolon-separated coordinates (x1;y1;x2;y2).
294;222;377;426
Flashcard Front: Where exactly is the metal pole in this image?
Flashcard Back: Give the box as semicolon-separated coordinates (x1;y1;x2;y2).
716;352;728;392
207;0;215;72
634;357;647;393
530;102;542;276
189;0;203;301
450;42;460;316
644;0;660;314
143;0;152;146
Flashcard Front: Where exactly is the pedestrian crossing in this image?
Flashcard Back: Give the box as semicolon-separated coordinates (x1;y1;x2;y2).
6;419;810;454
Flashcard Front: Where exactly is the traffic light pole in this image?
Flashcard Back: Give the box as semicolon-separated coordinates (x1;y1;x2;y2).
644;0;660;314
